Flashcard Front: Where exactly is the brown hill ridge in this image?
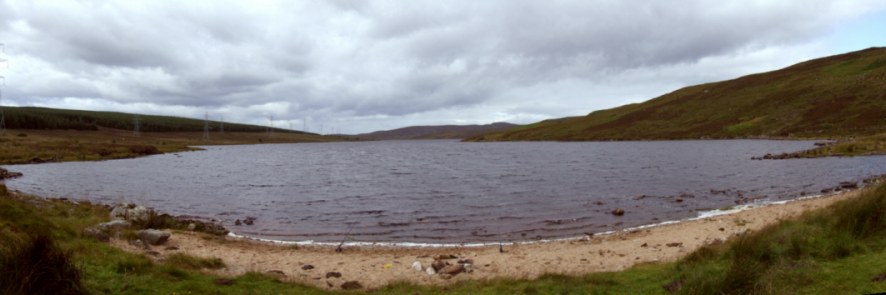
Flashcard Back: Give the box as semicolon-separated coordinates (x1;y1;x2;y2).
354;122;520;140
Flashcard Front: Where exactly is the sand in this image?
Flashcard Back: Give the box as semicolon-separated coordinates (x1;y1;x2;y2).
111;190;862;290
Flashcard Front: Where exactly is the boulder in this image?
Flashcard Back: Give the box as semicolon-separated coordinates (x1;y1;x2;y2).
431;260;447;272
97;220;131;232
463;263;474;273
439;264;464;276
110;203;152;224
411;261;423;271
325;271;342;279
138;229;170;245
840;181;858;189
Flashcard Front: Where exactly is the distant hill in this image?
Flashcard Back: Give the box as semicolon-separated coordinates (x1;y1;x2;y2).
0;106;311;134
354;122;520;140
469;47;886;141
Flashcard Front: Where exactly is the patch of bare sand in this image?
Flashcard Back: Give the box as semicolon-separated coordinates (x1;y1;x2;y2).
110;190;861;291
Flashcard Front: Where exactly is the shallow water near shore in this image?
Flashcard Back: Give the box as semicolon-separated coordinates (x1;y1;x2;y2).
6;140;886;244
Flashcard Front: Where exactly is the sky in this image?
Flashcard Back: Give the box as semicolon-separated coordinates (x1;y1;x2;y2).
1;1;885;134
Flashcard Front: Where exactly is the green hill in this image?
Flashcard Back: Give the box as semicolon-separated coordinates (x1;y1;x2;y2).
0;106;306;134
469;47;886;141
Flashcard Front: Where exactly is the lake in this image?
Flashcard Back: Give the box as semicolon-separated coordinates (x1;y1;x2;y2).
5;140;886;245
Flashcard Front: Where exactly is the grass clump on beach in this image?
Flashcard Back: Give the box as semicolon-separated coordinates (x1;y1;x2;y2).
165;253;226;270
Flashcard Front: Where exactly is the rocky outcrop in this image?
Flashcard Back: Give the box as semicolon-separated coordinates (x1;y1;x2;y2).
110;203;152;224
0;168;23;180
415;255;475;278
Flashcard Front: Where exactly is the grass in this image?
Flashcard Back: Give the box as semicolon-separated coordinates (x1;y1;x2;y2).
469;47;886;143
764;132;886;159
0;128;339;165
669;181;886;294
5;181;886;294
165;253;226;270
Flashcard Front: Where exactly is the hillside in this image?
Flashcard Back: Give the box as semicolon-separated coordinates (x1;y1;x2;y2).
0;107;339;164
469;47;886;141
0;106;305;134
354;122;519;140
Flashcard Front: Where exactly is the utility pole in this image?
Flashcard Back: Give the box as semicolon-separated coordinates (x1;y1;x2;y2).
133;115;140;137
0;43;7;133
203;112;210;141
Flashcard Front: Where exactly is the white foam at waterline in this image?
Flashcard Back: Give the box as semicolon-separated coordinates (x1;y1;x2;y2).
224;191;846;248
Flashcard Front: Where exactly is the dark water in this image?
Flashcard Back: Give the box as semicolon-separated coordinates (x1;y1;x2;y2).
5;140;886;244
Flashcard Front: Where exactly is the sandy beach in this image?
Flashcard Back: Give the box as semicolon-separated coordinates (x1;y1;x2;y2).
111;189;862;290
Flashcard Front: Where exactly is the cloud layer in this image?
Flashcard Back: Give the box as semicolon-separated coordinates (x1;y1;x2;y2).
1;0;883;133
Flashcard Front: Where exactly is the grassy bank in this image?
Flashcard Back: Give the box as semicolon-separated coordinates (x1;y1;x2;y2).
760;132;886;159
3;181;886;294
0;128;338;165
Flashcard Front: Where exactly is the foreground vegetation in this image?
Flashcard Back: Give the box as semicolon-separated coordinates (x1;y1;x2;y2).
470;47;886;142
3;180;886;294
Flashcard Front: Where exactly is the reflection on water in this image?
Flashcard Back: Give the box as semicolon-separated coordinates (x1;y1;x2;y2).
6;140;886;243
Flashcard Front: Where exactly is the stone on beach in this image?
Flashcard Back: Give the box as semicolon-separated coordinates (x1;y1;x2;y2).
425;266;437;275
439;264;465;276
138;229;171;245
611;208;625;216
411;261;422;271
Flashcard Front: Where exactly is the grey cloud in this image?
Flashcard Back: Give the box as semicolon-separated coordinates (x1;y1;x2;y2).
0;0;882;133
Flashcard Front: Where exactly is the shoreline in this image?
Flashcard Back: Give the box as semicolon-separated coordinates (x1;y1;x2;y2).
222;192;828;249
109;187;869;290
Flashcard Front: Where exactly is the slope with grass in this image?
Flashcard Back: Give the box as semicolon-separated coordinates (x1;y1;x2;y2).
353;122;520;140
0;107;342;165
470;47;886;142
0;106;301;133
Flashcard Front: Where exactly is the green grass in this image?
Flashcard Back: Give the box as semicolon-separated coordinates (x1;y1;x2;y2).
469;47;886;142
165;253;226;270
670;182;886;294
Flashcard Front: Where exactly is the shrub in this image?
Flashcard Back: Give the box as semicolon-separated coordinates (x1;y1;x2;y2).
0;234;86;295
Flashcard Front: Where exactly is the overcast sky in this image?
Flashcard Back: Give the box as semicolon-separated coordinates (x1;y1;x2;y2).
1;1;885;134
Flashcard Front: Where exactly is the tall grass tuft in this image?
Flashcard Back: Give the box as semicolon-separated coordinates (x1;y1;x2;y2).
0;233;86;295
